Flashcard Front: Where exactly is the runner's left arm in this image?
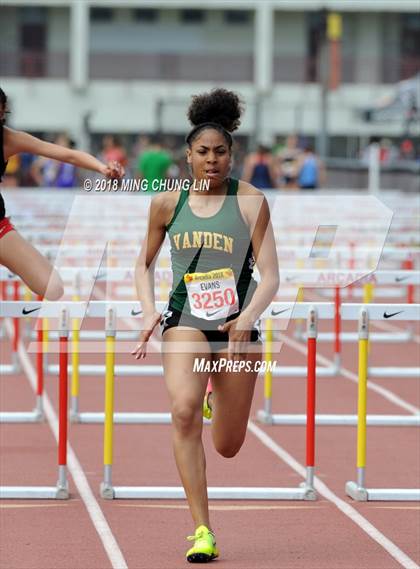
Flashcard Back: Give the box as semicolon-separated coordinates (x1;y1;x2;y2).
218;191;279;359
237;193;279;327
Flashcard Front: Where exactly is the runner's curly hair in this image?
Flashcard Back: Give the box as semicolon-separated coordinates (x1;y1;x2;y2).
186;88;244;148
0;87;8;125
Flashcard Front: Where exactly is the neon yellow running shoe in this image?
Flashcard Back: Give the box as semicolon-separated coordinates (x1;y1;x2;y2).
186;525;219;563
202;391;212;420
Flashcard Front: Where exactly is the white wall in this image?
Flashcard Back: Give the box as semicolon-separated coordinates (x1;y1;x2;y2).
89;9;254;55
4;78;416;143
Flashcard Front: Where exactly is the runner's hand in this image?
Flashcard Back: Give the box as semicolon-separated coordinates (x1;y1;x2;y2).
131;311;161;360
104;161;125;179
218;315;252;361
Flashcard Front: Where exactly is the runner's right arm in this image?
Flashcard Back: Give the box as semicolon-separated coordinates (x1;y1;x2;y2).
134;194;168;315
132;193;176;358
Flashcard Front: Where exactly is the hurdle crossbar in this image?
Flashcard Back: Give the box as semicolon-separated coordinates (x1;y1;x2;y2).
301;331;412;343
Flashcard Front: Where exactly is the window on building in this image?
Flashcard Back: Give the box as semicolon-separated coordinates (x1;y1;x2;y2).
400;13;420;79
134;8;158;22
223;10;251;25
19;7;47;77
91;8;114;22
20;6;47;25
180;10;206;24
306;11;326;82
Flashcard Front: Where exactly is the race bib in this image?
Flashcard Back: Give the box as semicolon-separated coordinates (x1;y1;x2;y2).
184;268;239;320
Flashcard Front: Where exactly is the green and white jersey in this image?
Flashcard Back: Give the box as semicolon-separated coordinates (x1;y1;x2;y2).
166;178;257;316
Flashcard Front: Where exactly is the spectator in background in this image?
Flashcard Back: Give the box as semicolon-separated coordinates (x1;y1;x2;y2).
242;143;277;189
101;135;128;170
296;144;326;190
399;138;415;160
379;138;398;164
2;152;20;187
19;152;37;186
31;134;78;188
276;134;302;189
137;134;172;192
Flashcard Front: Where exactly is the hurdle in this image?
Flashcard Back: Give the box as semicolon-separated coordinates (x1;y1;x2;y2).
345;308;420;502
34;267;343;379
299;270;419;346
0;299;318;499
258;302;420;427
99;305;318;501
0;280;20;375
0;309;69;499
0;285;44;424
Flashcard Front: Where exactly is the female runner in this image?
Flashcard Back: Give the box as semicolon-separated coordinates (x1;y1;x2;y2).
132;88;279;563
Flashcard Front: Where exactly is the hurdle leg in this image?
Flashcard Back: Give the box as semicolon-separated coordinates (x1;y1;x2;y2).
56;309;70;499
300;308;317;500
70;283;81;421
333;286;341;370
12;281;20;371
23;286;32;339
101;309;116;499
345;308;369;501
258;318;274;423
70;318;80;421
34;321;44;420
362;282;373;354
404;257;414;339
295;286;304;340
43;316;50;372
347;241;355;300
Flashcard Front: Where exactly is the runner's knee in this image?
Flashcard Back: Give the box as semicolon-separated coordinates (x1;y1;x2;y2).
43;272;64;300
214;435;245;458
171;400;202;436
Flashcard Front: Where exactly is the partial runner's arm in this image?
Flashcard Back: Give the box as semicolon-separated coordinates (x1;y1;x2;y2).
134;193;169;315
3;127;124;178
218;184;279;359
132;193;176;359
236;185;279;326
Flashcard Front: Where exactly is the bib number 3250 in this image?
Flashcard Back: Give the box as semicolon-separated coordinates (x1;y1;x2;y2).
184;268;239;320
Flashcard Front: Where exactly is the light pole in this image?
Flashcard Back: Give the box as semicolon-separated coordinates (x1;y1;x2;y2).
318;11;342;160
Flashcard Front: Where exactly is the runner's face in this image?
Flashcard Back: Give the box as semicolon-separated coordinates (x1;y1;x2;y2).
187;129;231;188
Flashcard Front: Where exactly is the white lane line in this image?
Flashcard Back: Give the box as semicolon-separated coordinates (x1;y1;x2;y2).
278;332;420;415
117;504;321;511
7;321;128;569
248;420;420;569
